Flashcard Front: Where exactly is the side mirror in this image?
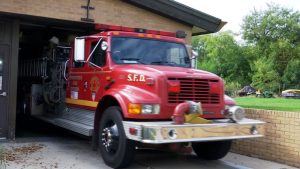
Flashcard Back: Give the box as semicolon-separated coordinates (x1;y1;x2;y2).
101;41;108;51
191;50;198;69
74;38;85;62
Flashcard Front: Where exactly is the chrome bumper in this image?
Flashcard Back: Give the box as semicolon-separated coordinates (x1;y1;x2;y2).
123;118;265;144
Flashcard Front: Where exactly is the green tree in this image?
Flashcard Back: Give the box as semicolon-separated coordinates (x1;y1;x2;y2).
225;81;242;97
241;4;300;91
242;4;300;48
283;59;300;89
269;38;297;77
192;32;251;86
251;58;280;91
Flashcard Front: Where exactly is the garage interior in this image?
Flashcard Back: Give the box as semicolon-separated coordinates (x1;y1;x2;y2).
14;18;94;138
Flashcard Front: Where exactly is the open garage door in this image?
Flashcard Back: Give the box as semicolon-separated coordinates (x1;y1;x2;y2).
15;19;94;137
0;14;95;139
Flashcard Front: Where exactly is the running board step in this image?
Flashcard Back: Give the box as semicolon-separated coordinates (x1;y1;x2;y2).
35;115;94;136
56;118;93;136
61;108;94;126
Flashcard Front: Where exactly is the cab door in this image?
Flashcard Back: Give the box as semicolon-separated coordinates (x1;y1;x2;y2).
66;38;108;110
85;39;108;104
66;38;90;109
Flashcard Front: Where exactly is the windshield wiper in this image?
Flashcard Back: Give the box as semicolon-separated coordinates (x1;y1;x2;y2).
151;61;176;66
120;58;146;64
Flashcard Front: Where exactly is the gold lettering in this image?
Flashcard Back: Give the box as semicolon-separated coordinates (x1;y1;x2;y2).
128;74;132;81
133;74;138;81
140;75;145;82
127;74;146;82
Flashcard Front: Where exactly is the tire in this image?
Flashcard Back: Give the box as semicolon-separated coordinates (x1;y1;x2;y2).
99;106;136;169
192;141;232;160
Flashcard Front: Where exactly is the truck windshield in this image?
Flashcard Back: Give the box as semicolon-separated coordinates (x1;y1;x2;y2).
111;37;190;68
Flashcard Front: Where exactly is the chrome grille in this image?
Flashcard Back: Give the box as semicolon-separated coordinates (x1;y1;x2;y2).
168;78;220;104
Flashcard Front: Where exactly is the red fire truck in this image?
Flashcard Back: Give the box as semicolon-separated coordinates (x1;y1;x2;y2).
22;24;264;168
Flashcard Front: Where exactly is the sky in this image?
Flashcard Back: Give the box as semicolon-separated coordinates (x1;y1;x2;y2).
175;0;300;34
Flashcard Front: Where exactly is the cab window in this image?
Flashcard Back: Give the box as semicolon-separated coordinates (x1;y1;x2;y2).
89;41;106;67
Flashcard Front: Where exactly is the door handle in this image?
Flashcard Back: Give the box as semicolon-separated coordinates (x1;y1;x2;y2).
0;92;7;97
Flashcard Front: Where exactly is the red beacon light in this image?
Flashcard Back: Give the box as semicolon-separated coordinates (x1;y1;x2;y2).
94;24;185;38
95;24;134;32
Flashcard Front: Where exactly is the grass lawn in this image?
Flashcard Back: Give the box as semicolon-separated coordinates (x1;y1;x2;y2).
235;97;300;112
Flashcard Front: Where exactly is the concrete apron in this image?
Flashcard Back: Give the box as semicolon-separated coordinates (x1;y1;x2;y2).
0;137;297;169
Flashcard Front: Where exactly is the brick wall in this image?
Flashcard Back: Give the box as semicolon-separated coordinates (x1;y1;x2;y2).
231;109;300;168
0;0;192;43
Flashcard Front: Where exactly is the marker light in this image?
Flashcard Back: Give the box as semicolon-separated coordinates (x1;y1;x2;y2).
95;24;177;37
176;31;187;38
145;78;155;86
129;128;138;136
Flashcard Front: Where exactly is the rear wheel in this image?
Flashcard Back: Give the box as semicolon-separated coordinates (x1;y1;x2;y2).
99;106;136;168
192;141;232;160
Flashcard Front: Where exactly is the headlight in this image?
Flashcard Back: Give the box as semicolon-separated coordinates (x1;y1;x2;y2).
142;104;160;114
128;103;160;115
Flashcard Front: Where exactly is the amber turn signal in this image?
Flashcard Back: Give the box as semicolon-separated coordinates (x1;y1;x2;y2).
128;103;142;114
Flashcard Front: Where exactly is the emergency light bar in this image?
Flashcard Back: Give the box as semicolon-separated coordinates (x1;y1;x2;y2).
95;24;186;38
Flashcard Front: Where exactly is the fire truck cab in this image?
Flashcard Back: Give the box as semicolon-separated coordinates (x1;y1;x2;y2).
24;24;264;168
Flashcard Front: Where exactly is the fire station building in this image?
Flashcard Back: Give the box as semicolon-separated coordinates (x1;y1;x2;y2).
0;0;224;139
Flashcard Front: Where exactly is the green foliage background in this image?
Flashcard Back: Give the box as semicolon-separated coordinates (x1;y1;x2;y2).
192;4;300;94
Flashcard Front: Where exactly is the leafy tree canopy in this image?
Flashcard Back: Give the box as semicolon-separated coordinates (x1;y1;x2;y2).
242;4;300;47
241;4;300;92
193;32;251;86
192;4;299;94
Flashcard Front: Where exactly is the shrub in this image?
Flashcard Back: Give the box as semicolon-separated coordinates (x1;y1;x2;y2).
225;81;241;97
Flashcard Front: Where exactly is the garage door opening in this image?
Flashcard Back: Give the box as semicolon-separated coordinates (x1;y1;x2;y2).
15;22;88;138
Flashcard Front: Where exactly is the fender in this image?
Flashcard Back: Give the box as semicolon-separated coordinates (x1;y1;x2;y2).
224;95;236;106
103;85;161;118
92;85;160;150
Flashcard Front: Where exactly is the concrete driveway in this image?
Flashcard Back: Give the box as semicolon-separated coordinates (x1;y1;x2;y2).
1;137;297;169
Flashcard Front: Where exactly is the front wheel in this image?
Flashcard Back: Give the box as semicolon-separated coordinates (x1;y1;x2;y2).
192;141;232;160
99;106;136;168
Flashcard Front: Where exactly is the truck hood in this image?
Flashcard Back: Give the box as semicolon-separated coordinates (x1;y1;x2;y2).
109;64;225;120
112;64;220;79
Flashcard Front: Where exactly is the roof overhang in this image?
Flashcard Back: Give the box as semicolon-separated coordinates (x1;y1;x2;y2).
122;0;226;36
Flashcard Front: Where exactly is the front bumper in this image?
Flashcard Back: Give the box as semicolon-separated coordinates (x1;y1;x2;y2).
123;118;265;144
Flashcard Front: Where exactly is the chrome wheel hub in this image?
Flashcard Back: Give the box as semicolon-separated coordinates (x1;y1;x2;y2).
101;124;119;152
102;128;113;149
